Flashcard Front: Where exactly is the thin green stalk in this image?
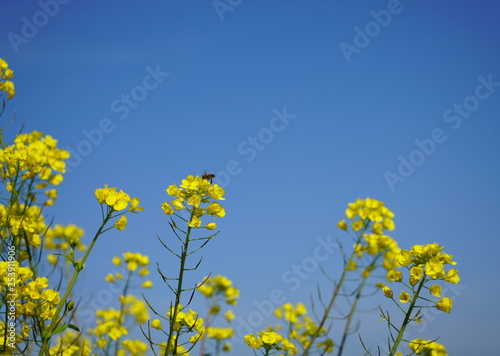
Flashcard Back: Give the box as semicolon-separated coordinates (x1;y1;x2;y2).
38;209;114;355
388;277;426;355
164;208;195;356
336;269;368;355
301;242;359;356
114;270;134;356
301;223;370;356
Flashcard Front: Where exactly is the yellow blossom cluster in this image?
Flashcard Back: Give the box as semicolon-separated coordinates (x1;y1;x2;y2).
105;252;152;288
0;130;69;186
0;261;60;323
95;185;143;213
337;198;400;274
409;338;447;355
158;338;191;356
198;274;239;307
161;175;225;229
89;295;149;348
45;224;86;264
167;305;205;343
274;303;334;354
381;243;459;313
205;327;234;341
0;58;15;99
0;204;47;252
397;243;459;282
244;331;296;353
338;197;395;232
49;330;92;356
118;339;148;356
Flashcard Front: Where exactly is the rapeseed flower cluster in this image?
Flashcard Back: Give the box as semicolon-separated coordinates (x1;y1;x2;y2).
45;224;86;264
0;58;15;99
89;295;149;349
0;130;69;185
166;305;205;344
408;338;447;355
0;261;60;331
106;252;152;288
244;330;296;354
88;254;150;355
161;175;225;229
0;204;47;251
338;197;395;232
95;185;143;213
205;327;234;341
274;303;334;354
198;274;239;307
196;275;239;354
380;243;459;314
48;330;92;356
337;198;400;275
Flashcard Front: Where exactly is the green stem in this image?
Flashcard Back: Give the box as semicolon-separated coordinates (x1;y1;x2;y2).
164;208;195;356
38;208;114;355
301;239;362;356
336;260;374;356
114;270;134;356
388;277;426;355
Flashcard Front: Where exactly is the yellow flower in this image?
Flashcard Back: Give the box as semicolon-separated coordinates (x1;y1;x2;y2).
0;58;15;99
206;222;217;230
429;284;442;297
224;310;235;323
425;257;444;278
260;331;282;345
161;201;174;215
141;280;153;288
436;296;453;313
128;197;144;212
444;269;460;284
337;219;347;230
351;220;364;231
409;339;447;355
188;215;202;228
397;250;413;266
95;185;138;211
386;269;403;282
151;319;163;330
244;334;263;349
409;266;424;286
382;285;393;298
207;202;225;217
399;290;411;303
280;338;296;352
114;216;128;230
317;339;334;353
206;327;235;341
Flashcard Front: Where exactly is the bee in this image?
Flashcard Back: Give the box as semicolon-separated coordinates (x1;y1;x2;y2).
201;171;216;183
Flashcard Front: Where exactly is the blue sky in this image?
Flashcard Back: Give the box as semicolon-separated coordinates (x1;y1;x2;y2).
1;1;500;354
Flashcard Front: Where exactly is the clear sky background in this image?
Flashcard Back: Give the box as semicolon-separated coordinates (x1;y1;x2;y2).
1;1;500;355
